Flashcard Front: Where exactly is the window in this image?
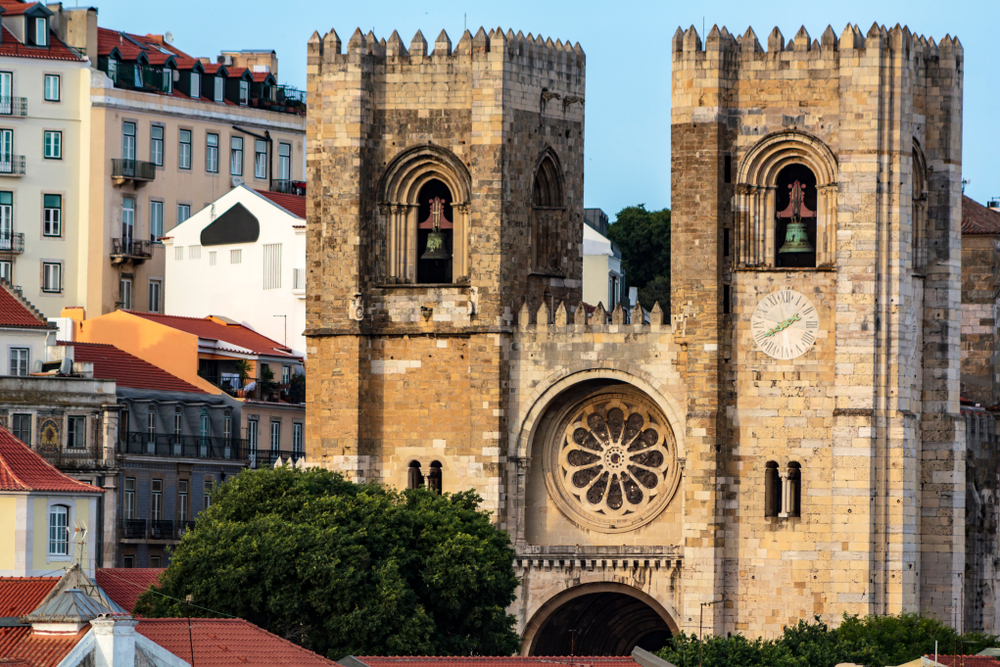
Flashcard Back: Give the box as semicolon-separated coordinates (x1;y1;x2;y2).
0;260;10;283
122;122;136;161
43;130;61;159
223;411;232;442
239;80;249;105
48;505;68;556
765;461;780;518
12;413;30;444
43;74;60;102
174;246;183;261
178;480;188;522
213;76;224;102
209;251;216;266
292;423;303;455
151;479;163;521
428;461;442;494
150;555;161;568
119;410;128;444
254;139;267;179
173;406;182;436
150;126;163;166
145;406;155;444
150;200;163;240
133;64;142;88
262;243;281;289
281;366;290;385
67;416;86;449
124;477;136;520
188;245;201;260
248;419;258;460
278;142;291;181
0;192;11;250
190;71;200;97
205;133;219;173
43;194;61;236
123;554;134;568
41;262;61;293
407;461;423;489
784;462;802;518
121;197;134;242
230;137;243;176
199;409;209;447
119;277;132;310
203;478;213;510
148;279;162;313
34;18;48;47
230;249;241;264
270;420;280;450
107;58;118;83
0;72;11;115
293;268;305;290
162;68;172;94
8;348;28;376
177;203;191;225
178;129;191;169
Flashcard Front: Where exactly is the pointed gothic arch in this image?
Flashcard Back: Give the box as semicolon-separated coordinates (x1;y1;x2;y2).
531;148;566;274
374;145;472;284
912;139;928;271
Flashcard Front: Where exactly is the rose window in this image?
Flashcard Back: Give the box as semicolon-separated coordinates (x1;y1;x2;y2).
544;393;679;533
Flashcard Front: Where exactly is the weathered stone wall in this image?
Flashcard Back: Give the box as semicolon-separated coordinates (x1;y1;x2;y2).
961;235;999;407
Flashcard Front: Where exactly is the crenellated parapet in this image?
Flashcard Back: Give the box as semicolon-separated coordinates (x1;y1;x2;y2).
513;300;676;340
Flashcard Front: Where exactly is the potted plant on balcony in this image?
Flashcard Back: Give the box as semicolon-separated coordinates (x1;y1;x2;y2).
234;359;252;397
259;365;276;402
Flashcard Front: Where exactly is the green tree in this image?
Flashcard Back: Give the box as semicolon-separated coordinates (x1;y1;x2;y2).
656;615;998;667
134;466;521;659
606;204;670;311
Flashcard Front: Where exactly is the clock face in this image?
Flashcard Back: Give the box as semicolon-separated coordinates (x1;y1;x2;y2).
750;290;820;360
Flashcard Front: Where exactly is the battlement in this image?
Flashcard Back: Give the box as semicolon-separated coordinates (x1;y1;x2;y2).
308;26;585;72
515;300;677;338
672;22;962;60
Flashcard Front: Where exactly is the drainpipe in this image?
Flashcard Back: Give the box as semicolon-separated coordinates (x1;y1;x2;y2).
231;125;272;191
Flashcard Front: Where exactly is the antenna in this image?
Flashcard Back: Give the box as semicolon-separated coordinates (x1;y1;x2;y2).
74;523;88;569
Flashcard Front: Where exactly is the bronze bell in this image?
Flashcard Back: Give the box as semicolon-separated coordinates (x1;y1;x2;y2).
420;230;451;261
778;221;814;254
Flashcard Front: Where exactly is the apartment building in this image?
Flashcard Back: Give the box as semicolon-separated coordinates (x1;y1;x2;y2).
0;1;306;318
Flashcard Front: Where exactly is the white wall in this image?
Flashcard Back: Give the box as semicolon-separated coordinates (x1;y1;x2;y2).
0;325;52;374
582;225;624;309
163;186;306;356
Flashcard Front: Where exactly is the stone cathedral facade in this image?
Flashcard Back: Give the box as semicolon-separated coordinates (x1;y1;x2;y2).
304;22;980;651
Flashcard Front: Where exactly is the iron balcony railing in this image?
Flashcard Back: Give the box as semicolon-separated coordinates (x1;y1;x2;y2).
178;521;196;538
111;158;156;181
248;449;305;470
0;233;24;253
119;431;249;461
150;520;174;540
270;179;305;195
110;238;153;260
0;97;27;116
122;518;146;539
0;155;26;176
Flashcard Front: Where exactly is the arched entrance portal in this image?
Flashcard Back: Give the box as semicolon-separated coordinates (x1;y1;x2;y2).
524;584;675;656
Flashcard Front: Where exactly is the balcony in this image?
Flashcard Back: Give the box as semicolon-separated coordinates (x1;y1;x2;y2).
110;238;153;265
271;179;305;196
119;432;249;461
36;443;114;469
111;158;156;184
150;520;174;540
0;155;26;177
178;520;196;538
122;518;146;539
0;233;24;254
249;449;305;470
0;97;27;117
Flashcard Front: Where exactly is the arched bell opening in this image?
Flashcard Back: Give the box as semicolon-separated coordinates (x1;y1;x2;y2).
774;164;818;268
523;583;676;656
416;179;454;284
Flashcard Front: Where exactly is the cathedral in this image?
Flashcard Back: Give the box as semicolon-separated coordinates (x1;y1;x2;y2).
303;21;977;652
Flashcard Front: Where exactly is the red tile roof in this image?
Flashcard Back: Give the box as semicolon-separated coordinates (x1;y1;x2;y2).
357;658;640;667
963;195;1000;236
0;626;88;667
0;284;49;329
255;189;306;219
0;577;58;617
94;569;164;613
59;341;204;393
0;427;103;493
124;312;299;359
0;1;40;16
136;618;340;666
0;25;83;62
930;657;1000;667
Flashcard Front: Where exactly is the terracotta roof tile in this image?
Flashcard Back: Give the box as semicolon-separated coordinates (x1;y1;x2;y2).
124;312;299;359
0;1;39;16
0;283;49;329
136;618;340;666
357;658;640;667
254;189;305;219
0;25;83;62
962;195;1000;236
58;341;204;393
0;626;88;667
94;569;164;613
930;657;1000;667
0;577;58;618
0;427;103;493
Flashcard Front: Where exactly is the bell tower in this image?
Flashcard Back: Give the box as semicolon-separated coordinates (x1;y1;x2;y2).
303;26;586;516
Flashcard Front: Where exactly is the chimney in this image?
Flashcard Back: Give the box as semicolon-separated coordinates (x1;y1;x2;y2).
53;7;97;63
92;615;139;667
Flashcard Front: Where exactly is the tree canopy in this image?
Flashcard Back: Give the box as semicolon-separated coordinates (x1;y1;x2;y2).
656;615;999;667
606;204;670;311
134;466;521;659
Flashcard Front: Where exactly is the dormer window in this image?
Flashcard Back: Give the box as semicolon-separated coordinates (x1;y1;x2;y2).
133;64;142;88
33;18;48;47
213;76;224;102
163;68;172;93
239;80;249;106
190;71;200;97
108;58;118;82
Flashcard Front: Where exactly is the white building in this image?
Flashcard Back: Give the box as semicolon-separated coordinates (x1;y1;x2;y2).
582;220;625;311
162;185;306;356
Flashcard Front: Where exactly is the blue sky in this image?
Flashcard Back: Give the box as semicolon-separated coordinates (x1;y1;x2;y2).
95;0;997;218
